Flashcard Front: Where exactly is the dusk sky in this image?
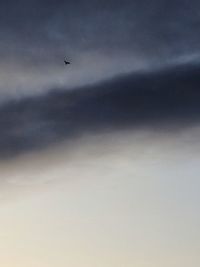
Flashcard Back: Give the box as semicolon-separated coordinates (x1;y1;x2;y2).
0;1;200;266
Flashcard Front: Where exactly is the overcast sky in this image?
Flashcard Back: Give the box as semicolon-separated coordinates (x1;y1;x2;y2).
0;1;200;266
1;0;200;97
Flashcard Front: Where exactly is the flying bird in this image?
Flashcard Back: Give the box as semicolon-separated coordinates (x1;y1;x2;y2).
64;60;70;65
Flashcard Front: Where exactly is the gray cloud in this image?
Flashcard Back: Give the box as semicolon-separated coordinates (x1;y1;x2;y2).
0;0;200;98
0;0;200;158
0;0;200;58
1;62;200;158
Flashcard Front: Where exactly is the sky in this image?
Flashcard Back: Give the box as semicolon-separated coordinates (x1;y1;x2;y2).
1;0;200;97
0;0;200;266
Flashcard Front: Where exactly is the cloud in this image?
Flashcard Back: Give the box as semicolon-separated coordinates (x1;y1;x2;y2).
1;0;200;97
0;62;200;158
1;0;200;57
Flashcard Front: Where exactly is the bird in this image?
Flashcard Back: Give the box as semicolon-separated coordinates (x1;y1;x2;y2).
64;60;70;65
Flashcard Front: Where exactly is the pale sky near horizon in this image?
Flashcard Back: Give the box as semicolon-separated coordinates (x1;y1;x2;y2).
0;129;200;266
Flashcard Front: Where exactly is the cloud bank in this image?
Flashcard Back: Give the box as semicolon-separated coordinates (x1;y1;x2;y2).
0;62;200;158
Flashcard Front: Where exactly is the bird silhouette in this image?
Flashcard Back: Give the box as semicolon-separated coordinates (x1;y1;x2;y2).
64;60;70;65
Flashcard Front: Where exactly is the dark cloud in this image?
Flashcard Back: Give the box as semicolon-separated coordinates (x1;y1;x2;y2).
1;0;200;158
1;0;200;63
1;0;200;99
1;62;200;158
